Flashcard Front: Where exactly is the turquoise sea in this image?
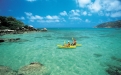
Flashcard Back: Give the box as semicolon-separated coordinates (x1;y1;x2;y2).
0;28;121;75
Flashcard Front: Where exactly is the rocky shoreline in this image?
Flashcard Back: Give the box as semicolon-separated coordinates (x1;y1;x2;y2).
0;27;40;36
0;30;38;43
0;27;48;43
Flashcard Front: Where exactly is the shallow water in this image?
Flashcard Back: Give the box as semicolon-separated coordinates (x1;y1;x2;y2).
0;28;121;75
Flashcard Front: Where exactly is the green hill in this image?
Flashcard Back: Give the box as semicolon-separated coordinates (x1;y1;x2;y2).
94;20;121;28
0;16;38;31
0;16;25;30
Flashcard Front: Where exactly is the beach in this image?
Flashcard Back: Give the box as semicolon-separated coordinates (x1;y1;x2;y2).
0;28;121;75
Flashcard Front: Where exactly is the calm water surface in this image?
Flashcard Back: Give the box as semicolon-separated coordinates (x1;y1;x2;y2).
0;28;121;75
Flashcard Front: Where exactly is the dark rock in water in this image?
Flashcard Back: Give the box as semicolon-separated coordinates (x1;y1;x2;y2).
18;62;48;75
47;39;53;40
111;56;121;62
106;68;121;75
0;65;17;75
16;38;20;40
0;39;5;42
93;53;102;57
30;62;43;66
18;73;24;75
35;37;42;38
8;38;21;42
43;35;51;37
106;65;121;75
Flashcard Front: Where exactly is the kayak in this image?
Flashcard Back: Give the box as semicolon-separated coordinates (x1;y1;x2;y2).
57;45;76;49
76;44;82;47
57;44;81;46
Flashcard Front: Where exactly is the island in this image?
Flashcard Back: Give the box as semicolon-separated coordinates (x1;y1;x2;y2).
0;16;40;35
94;20;121;28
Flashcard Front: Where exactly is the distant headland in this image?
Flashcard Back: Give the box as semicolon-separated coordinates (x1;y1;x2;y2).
94;20;121;28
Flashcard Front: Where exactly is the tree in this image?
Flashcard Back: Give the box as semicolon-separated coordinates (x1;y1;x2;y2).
0;16;25;30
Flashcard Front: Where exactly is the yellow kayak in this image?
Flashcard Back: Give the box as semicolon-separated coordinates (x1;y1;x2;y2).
57;45;76;49
76;44;82;47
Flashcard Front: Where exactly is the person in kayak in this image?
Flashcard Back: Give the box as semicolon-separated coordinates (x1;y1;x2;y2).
64;41;70;47
71;39;76;45
67;41;71;47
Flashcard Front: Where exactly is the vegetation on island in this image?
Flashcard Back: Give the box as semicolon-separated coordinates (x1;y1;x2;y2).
0;16;41;42
0;16;23;29
94;20;121;28
0;16;37;31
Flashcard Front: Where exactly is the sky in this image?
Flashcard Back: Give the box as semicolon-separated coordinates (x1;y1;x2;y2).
0;0;121;28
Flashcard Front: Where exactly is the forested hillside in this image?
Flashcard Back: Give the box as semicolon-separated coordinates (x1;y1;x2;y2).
95;20;121;28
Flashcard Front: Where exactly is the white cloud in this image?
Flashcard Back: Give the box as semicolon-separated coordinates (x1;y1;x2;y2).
85;19;90;22
46;15;53;19
76;0;91;8
45;15;60;22
21;17;25;20
28;15;43;20
68;10;82;21
30;15;43;20
46;15;59;20
75;0;121;18
69;9;80;16
25;12;61;23
26;0;36;2
88;0;101;12
102;0;121;11
25;12;32;16
35;15;43;19
111;11;121;17
25;12;43;22
69;17;81;20
44;15;60;22
101;0;121;17
39;19;60;23
87;0;121;13
17;16;25;20
60;11;68;16
82;11;87;16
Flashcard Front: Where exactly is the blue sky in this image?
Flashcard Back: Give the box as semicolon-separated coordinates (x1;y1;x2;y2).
0;0;121;28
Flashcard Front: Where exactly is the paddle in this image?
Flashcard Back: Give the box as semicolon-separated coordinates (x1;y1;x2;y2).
70;37;73;46
64;41;66;45
72;37;74;41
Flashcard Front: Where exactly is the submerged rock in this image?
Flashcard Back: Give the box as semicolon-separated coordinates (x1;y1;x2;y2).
111;56;121;62
8;38;21;42
93;53;102;57
0;39;5;43
106;65;121;75
0;65;17;75
0;38;21;43
18;62;48;75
